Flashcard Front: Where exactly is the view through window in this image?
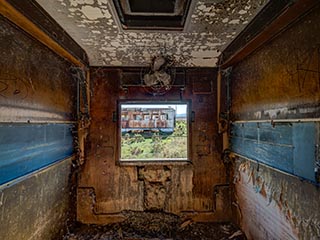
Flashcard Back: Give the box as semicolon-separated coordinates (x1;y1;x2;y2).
120;103;189;161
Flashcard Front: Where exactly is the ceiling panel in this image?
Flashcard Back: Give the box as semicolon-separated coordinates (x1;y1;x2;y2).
35;0;268;67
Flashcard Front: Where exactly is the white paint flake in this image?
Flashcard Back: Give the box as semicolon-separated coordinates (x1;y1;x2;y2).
35;0;268;67
69;0;94;7
239;10;247;15
222;18;229;23
229;19;240;25
81;6;104;20
198;5;206;11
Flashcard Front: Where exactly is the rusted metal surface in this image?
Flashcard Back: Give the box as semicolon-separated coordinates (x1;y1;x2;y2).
0;1;86;69
221;0;320;68
77;67;230;224
5;0;88;65
230;6;320;121
228;6;320;240
0;157;73;240
0;15;78;240
0;16;77;123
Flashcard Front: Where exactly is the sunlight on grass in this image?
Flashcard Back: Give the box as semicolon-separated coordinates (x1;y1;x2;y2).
121;120;188;160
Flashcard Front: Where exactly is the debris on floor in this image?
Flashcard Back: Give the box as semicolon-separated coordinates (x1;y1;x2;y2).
63;211;246;240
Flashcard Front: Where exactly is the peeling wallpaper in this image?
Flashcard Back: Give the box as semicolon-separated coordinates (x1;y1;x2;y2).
35;0;268;67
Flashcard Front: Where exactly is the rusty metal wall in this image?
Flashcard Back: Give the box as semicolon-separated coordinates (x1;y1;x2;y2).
228;6;320;240
230;6;320;121
0;159;73;240
77;68;231;224
0;15;77;123
0;15;77;239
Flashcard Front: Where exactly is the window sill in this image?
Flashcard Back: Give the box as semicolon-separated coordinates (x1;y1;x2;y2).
118;159;192;167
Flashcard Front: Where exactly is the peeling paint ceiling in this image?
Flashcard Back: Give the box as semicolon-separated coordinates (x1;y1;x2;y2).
35;0;268;67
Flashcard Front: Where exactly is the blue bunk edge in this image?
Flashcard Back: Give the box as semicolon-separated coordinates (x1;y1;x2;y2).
0;123;75;185
230;122;319;183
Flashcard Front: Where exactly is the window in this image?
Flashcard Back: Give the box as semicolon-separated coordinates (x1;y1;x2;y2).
112;0;192;30
119;101;190;162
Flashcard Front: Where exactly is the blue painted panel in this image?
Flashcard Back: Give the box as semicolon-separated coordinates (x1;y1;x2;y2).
293;123;317;181
258;123;293;145
231;122;318;182
231;137;294;172
231;122;293;145
0;124;75;185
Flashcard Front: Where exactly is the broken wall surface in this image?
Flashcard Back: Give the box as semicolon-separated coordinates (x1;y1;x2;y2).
228;5;320;240
0;15;77;240
77;68;231;224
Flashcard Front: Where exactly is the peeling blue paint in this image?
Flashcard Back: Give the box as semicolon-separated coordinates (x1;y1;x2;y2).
0;123;75;185
231;122;319;182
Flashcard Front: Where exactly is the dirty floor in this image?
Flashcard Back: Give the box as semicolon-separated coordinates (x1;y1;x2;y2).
64;212;246;240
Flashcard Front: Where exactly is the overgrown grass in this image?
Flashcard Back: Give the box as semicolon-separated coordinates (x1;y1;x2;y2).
121;120;187;160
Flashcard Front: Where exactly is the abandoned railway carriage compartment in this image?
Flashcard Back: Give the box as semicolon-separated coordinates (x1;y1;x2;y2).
0;0;320;239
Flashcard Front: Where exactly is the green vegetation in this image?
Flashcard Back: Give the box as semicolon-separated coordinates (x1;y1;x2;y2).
121;120;188;160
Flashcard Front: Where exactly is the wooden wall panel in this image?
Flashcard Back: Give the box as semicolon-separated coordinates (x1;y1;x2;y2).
77;67;230;223
0;16;77;123
0;13;78;240
230;6;320;121
0;16;77;183
78;69;143;216
227;5;320;239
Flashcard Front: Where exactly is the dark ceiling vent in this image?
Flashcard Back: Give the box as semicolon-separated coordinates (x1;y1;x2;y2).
129;0;175;13
112;0;192;30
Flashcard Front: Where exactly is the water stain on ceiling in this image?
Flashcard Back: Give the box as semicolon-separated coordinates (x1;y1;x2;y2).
35;0;268;67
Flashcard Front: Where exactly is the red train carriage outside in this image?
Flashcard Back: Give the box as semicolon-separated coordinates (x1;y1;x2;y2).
121;107;176;136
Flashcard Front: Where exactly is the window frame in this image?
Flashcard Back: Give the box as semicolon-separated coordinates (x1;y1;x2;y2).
117;100;192;165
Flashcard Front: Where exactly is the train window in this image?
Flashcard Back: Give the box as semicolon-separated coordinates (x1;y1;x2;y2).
119;102;190;162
